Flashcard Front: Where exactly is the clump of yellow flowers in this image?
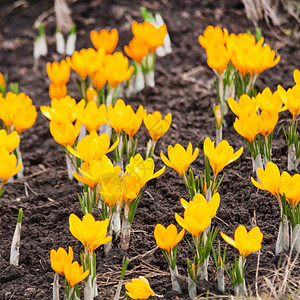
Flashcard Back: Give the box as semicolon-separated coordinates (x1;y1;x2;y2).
161;137;242;200
228;87;285;177
0;73;37;181
198;26;280;145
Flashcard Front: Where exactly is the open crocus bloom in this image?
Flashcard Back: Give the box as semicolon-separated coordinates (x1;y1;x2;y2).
64;261;89;288
160;143;199;176
279;172;300;207
50;246;73;276
154;223;185;253
0;148;22;182
251;161;282;200
0;130;20;153
90;28;118;54
126;154;165;187
67;131;118;163
46;59;70;85
69;213;111;253
198;25;228;50
203;137;243;175
221;225;263;258
143;110;172;142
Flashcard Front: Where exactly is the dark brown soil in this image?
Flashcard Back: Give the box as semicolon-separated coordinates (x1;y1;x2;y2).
0;0;299;299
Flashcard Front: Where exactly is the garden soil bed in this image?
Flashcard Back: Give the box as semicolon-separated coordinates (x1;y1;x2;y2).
0;0;299;299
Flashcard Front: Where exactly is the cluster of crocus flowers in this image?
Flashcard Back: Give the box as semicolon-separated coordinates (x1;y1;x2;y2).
227;33;279;96
50;246;89;300
46;59;70;99
124;20;167;91
154;224;184;293
277;69;300;171
251;161;300;254
175;193;220;298
68;138;165;251
161;138;242;200
221;225;263;297
0;90;37;178
228;87;285;175
65;28;134;107
198;26;280;143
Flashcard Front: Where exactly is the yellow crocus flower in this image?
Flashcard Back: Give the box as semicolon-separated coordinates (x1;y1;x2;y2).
206;44;230;75
69;213;111;253
175;199;212;238
90;28;119;54
203;137;243;175
259;111;278;137
126;154;165;187
49;83;67;100
233;112;262;143
227;33;264;76
251;161;282;200
0;148;22;182
73;156;121;187
40;96;78;124
180;192;220;219
103;52;134;88
64;261;89;288
123;105;144;138
106;99;134;134
280;172;300;207
67;48;105;79
67;131;118;162
228;94;259;118
50;246;73;276
198;25;228;50
0;130;20;153
49;120;81;147
221;225;263;258
277;84;300;120
0;92;37;133
124;37;149;63
143;110;172;142
86;87;97;102
160;143;199;176
73;162;98;189
123;175;142;204
92;71;106;91
132;21;167;53
242;45;280;76
100;176;126;208
256;88;286;115
46;60;70;85
125;276;156;300
12;103;38;134
154;224;185;253
76;100;107;133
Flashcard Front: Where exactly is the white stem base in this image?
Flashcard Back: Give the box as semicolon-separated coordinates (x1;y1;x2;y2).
275;215;290;255
10;223;21;266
